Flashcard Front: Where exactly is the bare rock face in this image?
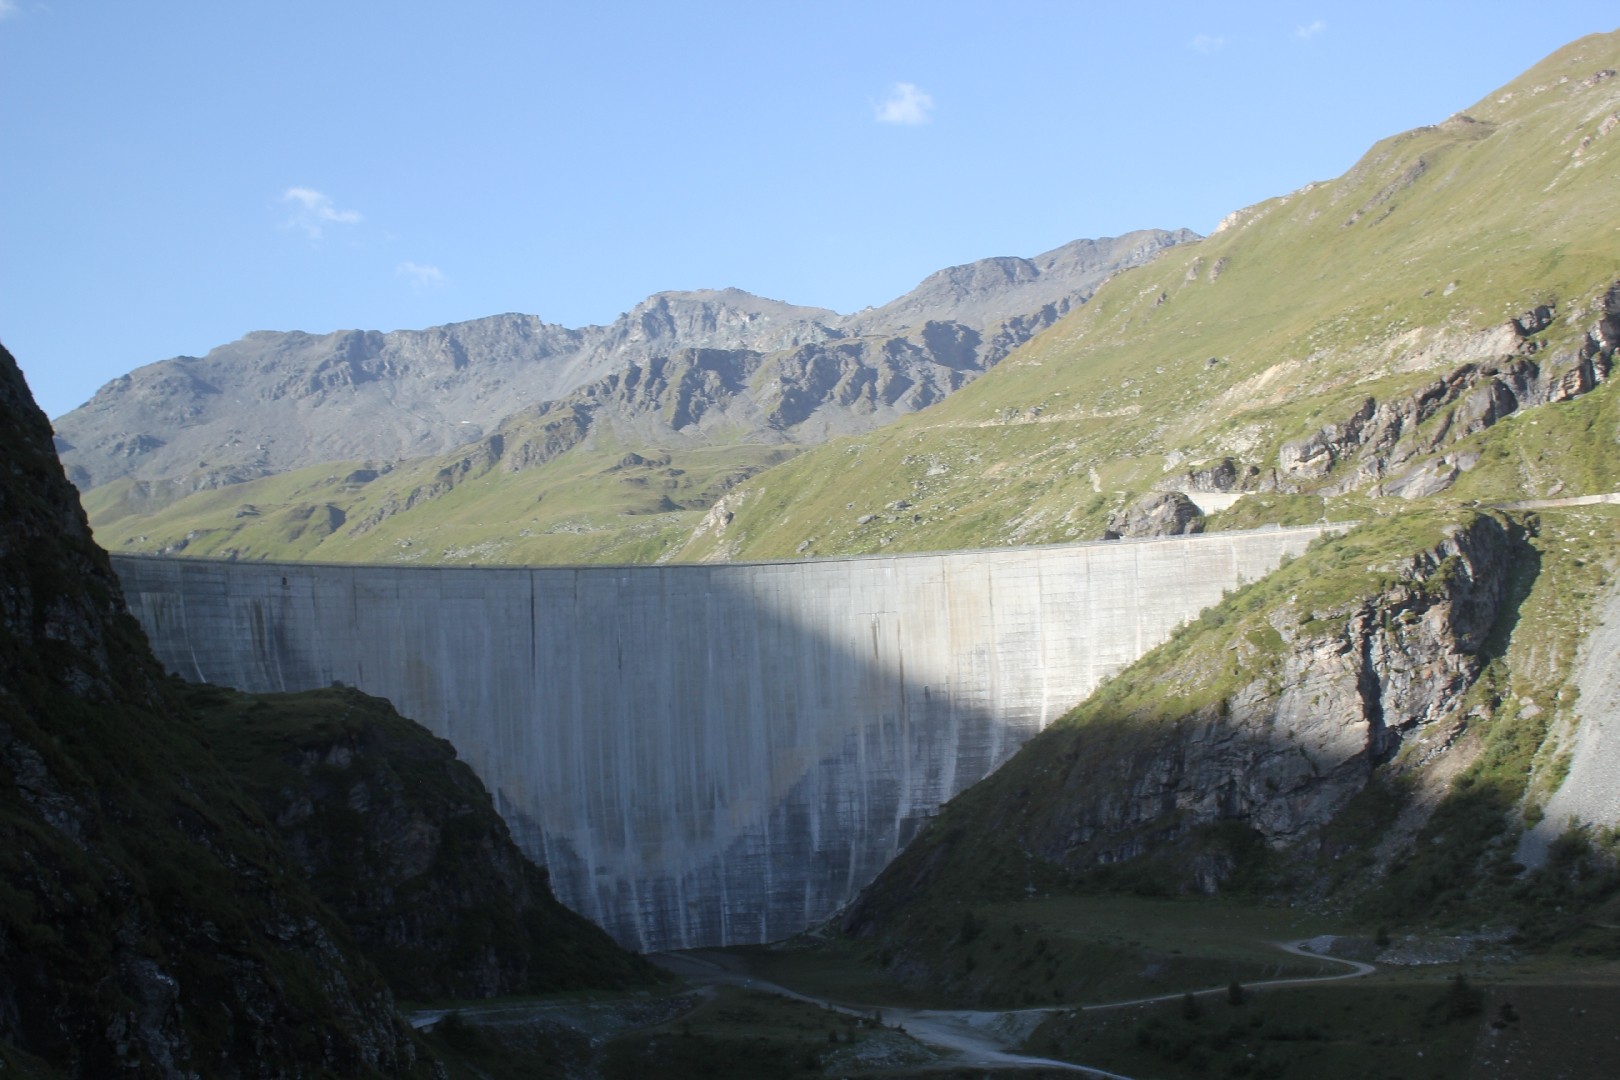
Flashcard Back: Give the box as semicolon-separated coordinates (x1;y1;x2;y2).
1104;491;1206;539
1030;513;1518;876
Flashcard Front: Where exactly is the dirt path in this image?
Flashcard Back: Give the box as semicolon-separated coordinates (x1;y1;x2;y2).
1076;939;1375;1012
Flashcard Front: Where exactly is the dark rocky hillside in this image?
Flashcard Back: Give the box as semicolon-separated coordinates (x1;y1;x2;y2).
0;340;653;1075
183;682;658;1002
0;341;422;1074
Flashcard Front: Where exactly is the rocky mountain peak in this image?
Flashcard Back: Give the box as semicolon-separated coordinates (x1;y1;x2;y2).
914;255;1043;297
608;288;842;355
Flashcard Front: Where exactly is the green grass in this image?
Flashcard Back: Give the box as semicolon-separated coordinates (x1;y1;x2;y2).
415;1009;580;1080
599;986;931;1079
85;434;794;565
738;896;1342;1011
1024;975;1483;1079
1450;377;1620;502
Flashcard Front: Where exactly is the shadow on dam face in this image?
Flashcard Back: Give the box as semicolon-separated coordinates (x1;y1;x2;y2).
109;526;1334;951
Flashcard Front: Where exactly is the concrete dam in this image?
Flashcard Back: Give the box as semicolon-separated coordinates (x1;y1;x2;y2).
111;526;1331;951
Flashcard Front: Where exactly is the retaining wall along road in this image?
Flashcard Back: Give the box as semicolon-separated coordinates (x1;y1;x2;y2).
112;526;1331;950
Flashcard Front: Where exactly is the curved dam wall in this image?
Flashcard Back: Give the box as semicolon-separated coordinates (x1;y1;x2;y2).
110;526;1331;951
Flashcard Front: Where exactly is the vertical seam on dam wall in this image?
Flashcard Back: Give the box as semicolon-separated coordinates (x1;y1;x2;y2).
111;525;1338;950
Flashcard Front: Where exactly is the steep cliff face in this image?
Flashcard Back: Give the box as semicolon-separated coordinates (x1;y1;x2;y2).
841;511;1533;946
1019;514;1517;876
186;684;658;1002
0;342;423;1075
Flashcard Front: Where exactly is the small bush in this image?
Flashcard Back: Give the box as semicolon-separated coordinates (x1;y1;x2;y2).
1432;974;1484;1023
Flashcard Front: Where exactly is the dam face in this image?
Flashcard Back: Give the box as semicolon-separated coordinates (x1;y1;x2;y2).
111;526;1330;951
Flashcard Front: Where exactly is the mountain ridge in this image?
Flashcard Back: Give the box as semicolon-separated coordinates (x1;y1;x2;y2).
55;230;1194;497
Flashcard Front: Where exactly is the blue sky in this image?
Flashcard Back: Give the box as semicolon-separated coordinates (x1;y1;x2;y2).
2;3;1615;419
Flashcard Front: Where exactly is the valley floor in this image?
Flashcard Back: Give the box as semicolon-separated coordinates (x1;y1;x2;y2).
412;897;1620;1078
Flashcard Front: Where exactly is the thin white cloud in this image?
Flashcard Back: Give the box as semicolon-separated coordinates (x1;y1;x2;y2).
0;1;18;21
1191;34;1226;55
281;187;361;240
875;82;934;125
1296;19;1327;40
396;261;447;288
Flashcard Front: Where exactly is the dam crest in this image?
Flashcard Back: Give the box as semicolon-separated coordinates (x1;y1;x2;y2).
112;525;1333;951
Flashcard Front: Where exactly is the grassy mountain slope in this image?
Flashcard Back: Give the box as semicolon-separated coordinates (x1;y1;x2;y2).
684;32;1620;561
82;424;788;565
78;37;1619;574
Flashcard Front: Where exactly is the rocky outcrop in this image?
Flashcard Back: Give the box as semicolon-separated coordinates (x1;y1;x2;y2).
1034;513;1517;879
1177;457;1245;493
1272;289;1618;497
188;684;658;1002
0;342;425;1076
1103;491;1205;539
2;339;657;1073
1159;290;1619;507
